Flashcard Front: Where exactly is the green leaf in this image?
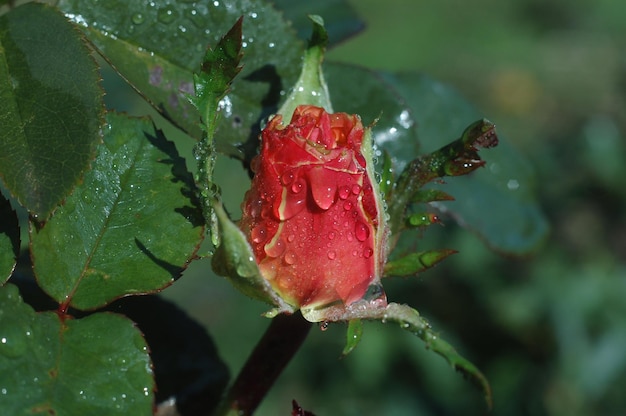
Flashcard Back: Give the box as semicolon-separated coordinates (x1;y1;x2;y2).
272;0;364;47
57;0;303;161
383;249;457;277
0;283;154;415
0;2;103;219
0;193;19;284
342;319;363;357
382;73;548;254
30;112;203;310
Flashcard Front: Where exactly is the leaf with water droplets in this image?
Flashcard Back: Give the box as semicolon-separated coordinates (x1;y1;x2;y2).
0;2;103;219
56;0;303;162
0;194;19;284
0;283;154;415
30;112;204;310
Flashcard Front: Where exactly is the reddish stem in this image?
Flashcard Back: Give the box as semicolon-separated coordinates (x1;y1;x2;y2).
218;312;313;415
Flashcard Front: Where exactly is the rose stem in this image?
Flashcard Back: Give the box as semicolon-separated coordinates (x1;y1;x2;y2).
217;312;313;415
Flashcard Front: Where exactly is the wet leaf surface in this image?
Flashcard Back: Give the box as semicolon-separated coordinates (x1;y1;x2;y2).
0;3;103;219
0;283;154;415
30;112;203;310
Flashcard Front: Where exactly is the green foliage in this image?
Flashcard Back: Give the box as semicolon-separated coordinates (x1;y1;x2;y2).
30;112;203;310
0;284;153;415
0;3;103;219
0;0;553;414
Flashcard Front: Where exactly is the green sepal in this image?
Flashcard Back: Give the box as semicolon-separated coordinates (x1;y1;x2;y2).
277;15;332;121
210;201;294;316
379;150;394;196
411;189;455;203
341;319;363;357
383;249;457;277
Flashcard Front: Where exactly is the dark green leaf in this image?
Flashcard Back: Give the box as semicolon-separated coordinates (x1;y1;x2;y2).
380;72;548;254
0;193;19;283
272;0;364;47
57;0;303;162
0;284;154;415
30;112;203;310
0;3;103;219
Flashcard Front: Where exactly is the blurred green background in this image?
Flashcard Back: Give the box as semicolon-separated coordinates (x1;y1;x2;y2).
109;0;626;414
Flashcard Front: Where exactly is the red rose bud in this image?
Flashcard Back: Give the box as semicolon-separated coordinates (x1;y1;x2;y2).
240;105;387;311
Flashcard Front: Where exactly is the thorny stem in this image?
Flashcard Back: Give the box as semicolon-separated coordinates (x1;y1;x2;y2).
215;312;313;416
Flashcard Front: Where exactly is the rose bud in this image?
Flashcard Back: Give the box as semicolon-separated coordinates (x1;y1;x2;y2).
239;105;388;313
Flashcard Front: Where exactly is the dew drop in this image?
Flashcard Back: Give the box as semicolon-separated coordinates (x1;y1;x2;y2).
363;247;373;258
281;171;295;186
328;231;336;240
287;234;296;243
351;184;361;195
157;6;177;24
284;251;296;265
291;178;305;194
343;201;353;211
355;222;370;242
327;250;336;260
251;225;267;244
131;13;145;25
338;186;350;199
346;233;354;242
265;237;286;258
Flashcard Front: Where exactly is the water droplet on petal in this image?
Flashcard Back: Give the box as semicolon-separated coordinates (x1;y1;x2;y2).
309;167;338;210
355;222;370;242
265;237;286;258
343;201;353;211
351;184;361;195
287;234;296;243
338;186;350;199
284;251;296;265
328;231;335;240
363;247;373;258
251;225;267;244
291;178;305;194
281;171;295;186
327;250;336;260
